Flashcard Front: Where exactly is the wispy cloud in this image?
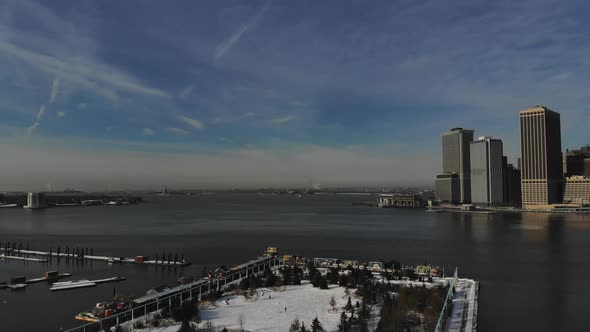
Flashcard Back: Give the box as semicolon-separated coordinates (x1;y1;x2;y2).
49;77;59;103
178;115;204;129
213;0;273;62
179;85;193;99
27;105;46;135
0;38;168;101
57;111;65;118
270;115;295;124
166;127;190;136
142;128;154;136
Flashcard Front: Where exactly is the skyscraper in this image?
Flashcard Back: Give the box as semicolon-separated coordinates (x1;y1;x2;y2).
470;137;504;206
435;128;474;203
519;106;563;207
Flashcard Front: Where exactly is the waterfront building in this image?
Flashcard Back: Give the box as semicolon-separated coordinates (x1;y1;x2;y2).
437;127;474;203
470;137;504;206
563;176;590;205
519;106;563;207
586;157;590;177
24;192;47;209
503;160;522;206
377;194;425;208
435;173;460;204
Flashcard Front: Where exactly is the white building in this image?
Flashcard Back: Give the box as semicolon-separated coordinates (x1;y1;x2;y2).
470;137;504;206
24;192;47;209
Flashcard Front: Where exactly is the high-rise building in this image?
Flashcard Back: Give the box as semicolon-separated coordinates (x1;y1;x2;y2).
470;136;504;206
519;106;563;207
440;128;474;203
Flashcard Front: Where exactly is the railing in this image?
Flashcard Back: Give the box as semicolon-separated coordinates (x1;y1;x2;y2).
63;256;282;332
433;267;458;332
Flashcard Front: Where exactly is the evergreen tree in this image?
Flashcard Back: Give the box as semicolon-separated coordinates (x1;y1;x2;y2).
329;296;337;312
338;312;349;332
319;276;329;289
289;318;301;332
300;322;308;332
311;317;324;332
345;297;353;311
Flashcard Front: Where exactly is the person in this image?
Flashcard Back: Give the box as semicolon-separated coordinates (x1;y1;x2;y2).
285;307;287;312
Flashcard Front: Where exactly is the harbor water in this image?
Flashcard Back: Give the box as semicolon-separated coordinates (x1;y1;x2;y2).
0;193;589;331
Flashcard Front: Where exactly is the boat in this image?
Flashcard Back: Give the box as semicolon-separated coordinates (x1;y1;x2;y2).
51;280;96;291
8;283;27;290
75;312;100;322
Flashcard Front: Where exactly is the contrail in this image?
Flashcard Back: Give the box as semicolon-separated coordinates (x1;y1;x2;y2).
214;0;272;62
27;76;59;135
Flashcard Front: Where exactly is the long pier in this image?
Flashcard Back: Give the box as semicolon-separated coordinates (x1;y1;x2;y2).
0;248;189;266
65;254;283;332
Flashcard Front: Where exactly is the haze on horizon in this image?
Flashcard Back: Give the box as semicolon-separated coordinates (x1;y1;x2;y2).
1;0;589;191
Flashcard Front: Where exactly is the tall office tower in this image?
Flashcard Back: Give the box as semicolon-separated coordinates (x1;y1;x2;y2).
441;128;474;203
470;137;504;206
519;106;563;207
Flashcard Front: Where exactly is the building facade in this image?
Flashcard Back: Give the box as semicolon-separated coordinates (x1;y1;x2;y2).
435;173;460;203
504;161;522;206
470;137;504;206
563;176;590;205
377;194;425;208
440;128;474;203
563;150;586;176
24;192;47;209
519;106;563;207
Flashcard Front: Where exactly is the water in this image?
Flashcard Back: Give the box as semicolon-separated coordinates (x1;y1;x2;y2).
1;194;589;331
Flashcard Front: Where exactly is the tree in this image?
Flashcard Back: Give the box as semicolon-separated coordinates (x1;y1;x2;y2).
328;268;339;284
319;277;328;290
177;321;195;332
338;312;349;332
345;297;353;311
311;317;324;332
300;322;308;332
289;318;301;332
173;300;199;323
329;295;337;312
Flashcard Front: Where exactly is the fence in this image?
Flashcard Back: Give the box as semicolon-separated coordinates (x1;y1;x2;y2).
433;267;458;332
64;256;282;332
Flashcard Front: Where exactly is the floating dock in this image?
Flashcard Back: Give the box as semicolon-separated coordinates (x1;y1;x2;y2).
0;254;48;263
0;248;189;266
51;276;126;291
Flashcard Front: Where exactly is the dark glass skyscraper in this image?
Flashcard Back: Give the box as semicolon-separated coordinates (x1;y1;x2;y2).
519;106;563;207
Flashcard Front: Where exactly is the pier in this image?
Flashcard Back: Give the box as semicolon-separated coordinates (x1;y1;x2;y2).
65;254;282;332
0;247;189;267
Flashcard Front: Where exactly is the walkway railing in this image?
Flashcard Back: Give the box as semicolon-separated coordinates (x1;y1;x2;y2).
433;267;458;332
63;256;282;332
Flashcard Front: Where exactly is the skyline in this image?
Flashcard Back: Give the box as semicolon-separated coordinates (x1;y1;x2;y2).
2;0;590;190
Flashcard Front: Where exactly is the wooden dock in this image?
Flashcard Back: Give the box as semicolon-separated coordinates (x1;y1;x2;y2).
0;248;189;266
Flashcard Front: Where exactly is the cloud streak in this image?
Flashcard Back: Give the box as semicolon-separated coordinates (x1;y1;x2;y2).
270;115;295;124
213;0;273;62
167;127;190;136
178;115;204;129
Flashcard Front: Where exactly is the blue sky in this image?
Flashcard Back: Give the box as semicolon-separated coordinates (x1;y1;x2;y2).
1;0;589;190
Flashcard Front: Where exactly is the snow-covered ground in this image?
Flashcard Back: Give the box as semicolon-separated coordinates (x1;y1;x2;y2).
137;281;355;332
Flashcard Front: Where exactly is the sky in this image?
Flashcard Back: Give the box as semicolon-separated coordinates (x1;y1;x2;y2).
1;0;589;191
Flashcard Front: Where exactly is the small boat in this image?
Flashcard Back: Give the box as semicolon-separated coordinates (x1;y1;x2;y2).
75;312;100;322
8;283;27;290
